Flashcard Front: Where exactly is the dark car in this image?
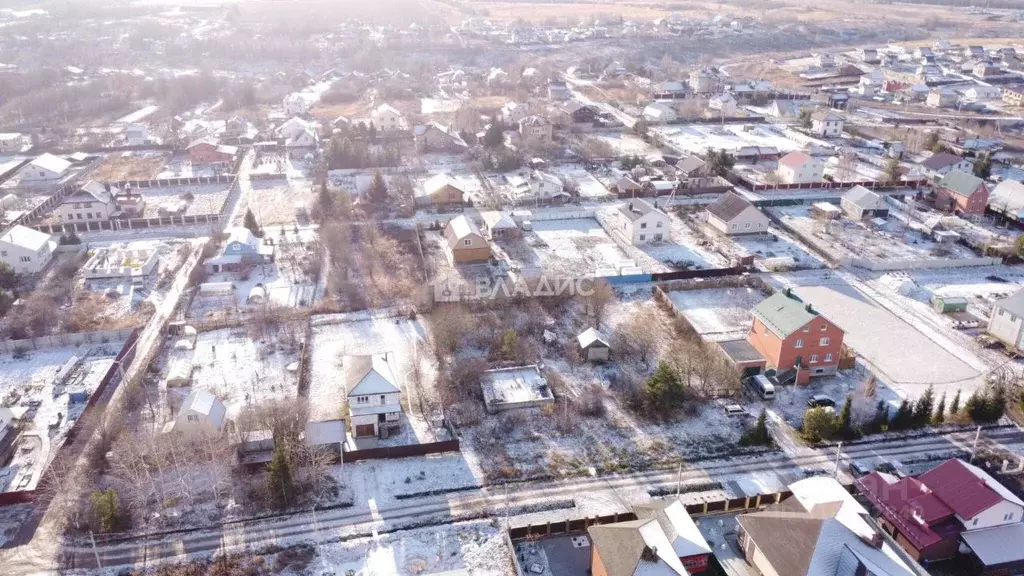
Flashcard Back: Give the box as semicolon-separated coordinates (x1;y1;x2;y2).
806;394;836;408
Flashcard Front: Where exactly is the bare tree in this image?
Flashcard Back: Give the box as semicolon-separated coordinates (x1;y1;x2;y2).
428;304;476;360
835;149;858;182
615;307;661;368
583;280;616;329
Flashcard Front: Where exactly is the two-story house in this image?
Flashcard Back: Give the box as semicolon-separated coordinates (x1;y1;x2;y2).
416;173;466;206
444;215;491;263
19;153;71;184
777;151;824;184
345;352;402;439
518;115;553;142
500;101;529;125
618;199;670;245
810;110;844;137
937;170;989;216
588;499;713;576
986;289;1024;352
746;289;844;385
857;458;1024;572
59;181;115;223
414;122;468;153
187;138;237;165
705;191;769;235
0;225;54;274
371;103;407;132
921;152;974;179
205;227;275;273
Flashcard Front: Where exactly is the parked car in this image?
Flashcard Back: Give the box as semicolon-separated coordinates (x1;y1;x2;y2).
724;404;747;417
848;460;872;476
875;461;906;477
807;394;836;408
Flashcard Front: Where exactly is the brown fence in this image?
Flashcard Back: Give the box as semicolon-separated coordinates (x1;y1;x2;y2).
0;329;140;507
31;213;222;235
726;169;929;193
341;438;460;463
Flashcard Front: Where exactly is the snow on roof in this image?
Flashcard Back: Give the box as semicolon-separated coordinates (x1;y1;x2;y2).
618;199;666;222
842;185;882;209
588;518;688;576
961;523;1024;567
345;352;401;397
751;291;820;339
180;389;226;429
445;214;482;241
988;179;1024;214
29;153;71;175
633;499;712;558
481;210;516;231
374;103;403;117
706;191;754;222
0;225;51;252
919;458;1024;517
226;227;259;248
778;151;816;169
577;327;610;349
423;173;462;196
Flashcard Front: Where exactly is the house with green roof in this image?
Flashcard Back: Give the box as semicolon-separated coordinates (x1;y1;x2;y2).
746;289;845;385
937;170;989;216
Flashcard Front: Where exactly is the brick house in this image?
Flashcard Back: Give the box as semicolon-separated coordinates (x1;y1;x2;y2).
746;290;844;385
187;139;237;165
936;170;989;216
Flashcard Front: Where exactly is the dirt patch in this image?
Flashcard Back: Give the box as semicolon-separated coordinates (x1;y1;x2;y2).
90;154;168;182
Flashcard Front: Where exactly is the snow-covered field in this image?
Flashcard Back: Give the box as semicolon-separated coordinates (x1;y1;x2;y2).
308;312;440;441
548;165;612;199
653;123;806;156
729;228;829;271
155;157;218;179
140;183;231;217
653;212;731;269
0;343;122;492
163;326;303;421
588;129;660;157
502;218;632;277
244;179;315;226
667;287;764;341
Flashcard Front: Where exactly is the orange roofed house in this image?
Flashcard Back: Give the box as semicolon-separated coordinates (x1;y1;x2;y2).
746;290;844;385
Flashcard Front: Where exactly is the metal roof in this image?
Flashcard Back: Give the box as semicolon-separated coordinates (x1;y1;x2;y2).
751;291;819;339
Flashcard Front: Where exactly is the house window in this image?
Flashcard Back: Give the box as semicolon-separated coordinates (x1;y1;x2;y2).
972;518;979;527
820;337;830;346
809;354;818;363
72;203;80;209
356;396;369;404
825;353;833;362
83;202;92;208
19;256;30;263
795;339;804;348
187;414;198;422
380;394;386;404
640;222;647;229
0;251;5;257
744;222;751;229
639;234;646;241
656;221;662;228
821;324;827;331
654;233;663;241
1003;512;1015;521
803;326;809;333
463;239;472;246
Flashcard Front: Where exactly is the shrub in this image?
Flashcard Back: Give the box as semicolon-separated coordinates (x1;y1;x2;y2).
739;409;773;447
801;407;837;443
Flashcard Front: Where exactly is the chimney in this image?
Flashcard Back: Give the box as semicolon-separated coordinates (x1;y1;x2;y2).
784;287;792;298
628;202;634;212
806;303;814;313
640;545;658;562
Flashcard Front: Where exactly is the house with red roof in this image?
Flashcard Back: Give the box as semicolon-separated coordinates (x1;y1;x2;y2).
776;151;824;184
856;458;1024;574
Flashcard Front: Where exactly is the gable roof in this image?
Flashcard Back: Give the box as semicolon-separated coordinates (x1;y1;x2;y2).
618;199;666;222
179;389;227;430
226;227;259;248
706;191;755;222
29;153;71;175
633;499;712;558
811;110;843;122
737;511;827;575
588;519;688;576
771;100;799;115
939;170;985;197
921;152;967;171
993;288;1024;317
989;179;1024;213
676;155;706;174
842;185;883;209
345;353;401;396
577;327;610;350
751;291;821;338
778;151;816;170
374;103;403;117
481;210;517;231
445;214;484;242
0;225;51;252
917;458;1024;519
423;173;464;196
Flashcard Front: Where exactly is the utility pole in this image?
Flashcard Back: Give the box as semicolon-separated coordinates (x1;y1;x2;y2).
676;463;682;497
970;425;982;463
833;441;843;478
89;530;102;569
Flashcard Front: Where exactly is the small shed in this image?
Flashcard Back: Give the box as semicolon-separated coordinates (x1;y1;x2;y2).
165;361;193;387
577;327;611;362
933;229;961;243
810;202;842;220
931;295;968;314
247;285;267;304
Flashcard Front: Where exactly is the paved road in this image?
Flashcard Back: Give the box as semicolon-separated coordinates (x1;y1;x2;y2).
19;425;1023;572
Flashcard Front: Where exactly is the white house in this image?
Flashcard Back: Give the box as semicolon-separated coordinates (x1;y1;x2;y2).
841;186;890;220
708;93;738;116
283;93;316;116
926;89;958;108
642;102;678;124
964;84;1002;102
172;389;227;434
125;124;148;146
275;117;312;140
371;103;407;132
921;152;973;179
705;191;769;235
530;171;567;202
777;151;824;184
618;199;670;245
0;225;54;274
501;101;528;125
60;181;115;223
284;127;318;148
810;110;844;137
345;352;402;439
0;132;28;153
988;289;1024;351
20;153;71;183
768;100;799;118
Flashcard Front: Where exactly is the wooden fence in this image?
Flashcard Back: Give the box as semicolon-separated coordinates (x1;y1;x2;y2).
341;438;460;463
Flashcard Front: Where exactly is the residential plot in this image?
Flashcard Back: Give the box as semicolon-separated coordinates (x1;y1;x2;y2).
652;123;808;156
548;165;612;199
667;286;765;341
138;182;231;218
501;218;632;277
728;228;829;271
243;179;315;226
89;151;169;182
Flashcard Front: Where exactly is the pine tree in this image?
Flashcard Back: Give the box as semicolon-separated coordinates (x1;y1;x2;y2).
644;362;685;412
500;329;517;361
367;171;389;208
740;409;772;446
973;153;992;179
882;157;902;184
933;392;946;425
892;399;913;430
950;388;961;415
90;488;121;532
913;385;935;428
872;399;889;432
965;391;982;422
266;444;294;509
483;118;505;148
242;208;262;238
839;394;853;436
316;181;334;222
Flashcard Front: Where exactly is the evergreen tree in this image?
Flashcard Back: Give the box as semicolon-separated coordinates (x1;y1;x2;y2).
871;399;889;432
973;153;992;179
882;157;902;184
923;131;939;151
316;181;334;222
839;394;853;436
740;409;773;446
913;385;935;427
500;329;517;361
644;362;686;412
892;399;913;430
242;208;263;238
367;171;389;208
950;388;962;415
266;443;294;509
933;392;946;425
965;391;982;421
90;488;122;533
798;109;812;129
483;118;505;148
802;407;837;443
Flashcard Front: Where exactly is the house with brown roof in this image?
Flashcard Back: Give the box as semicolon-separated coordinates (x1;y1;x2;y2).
588;499;712;576
415;174;466;207
856;458;1024;573
746;290;844;385
738;476;916;576
444;215;490;263
936;170;989;215
776;151;823;184
705;191;768;235
921;152;973;179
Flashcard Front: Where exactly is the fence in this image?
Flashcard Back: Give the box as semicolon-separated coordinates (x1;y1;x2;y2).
0;329;140;507
31;213;222;235
0;157;31;186
0;327;137;354
103;174;235;189
341;438;460;463
844;256;1003;271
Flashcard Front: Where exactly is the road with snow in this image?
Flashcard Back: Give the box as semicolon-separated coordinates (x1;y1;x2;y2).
8;425;1019;571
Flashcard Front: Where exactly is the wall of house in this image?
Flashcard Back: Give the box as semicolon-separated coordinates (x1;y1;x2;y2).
988;307;1024;349
720;207;769;235
629;213;669;244
61;200;112;223
20;166;62;182
748;541;783;576
584;345;610;362
779;161;823;184
0;241;52;274
747;316;843;375
430;185;465;205
963;500;1024;531
351;413;379;436
452;244;491;263
590;549;609;576
938;185;988;215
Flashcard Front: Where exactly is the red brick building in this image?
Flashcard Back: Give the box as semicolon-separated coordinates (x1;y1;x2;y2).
187;139;237;165
746;290;844;385
936;170;989;216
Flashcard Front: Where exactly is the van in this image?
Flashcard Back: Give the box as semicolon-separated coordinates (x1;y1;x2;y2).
752;375;776;400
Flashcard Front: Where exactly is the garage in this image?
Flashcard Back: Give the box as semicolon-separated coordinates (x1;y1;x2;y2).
354;424;376;438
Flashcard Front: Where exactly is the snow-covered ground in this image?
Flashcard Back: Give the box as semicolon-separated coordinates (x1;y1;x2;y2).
654;212;731;269
587;129;660;157
667;286;765;341
548;165;612;199
653;122;807;156
243;179;315;226
140;182;231;218
156;157;218;179
308;312;440;441
501;218;632;278
0;343;123;493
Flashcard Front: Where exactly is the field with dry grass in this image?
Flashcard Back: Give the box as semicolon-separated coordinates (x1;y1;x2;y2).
90;154;168;182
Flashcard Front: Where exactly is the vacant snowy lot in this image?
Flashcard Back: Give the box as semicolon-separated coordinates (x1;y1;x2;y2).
140;182;230;218
240;179;314;226
502;218;632;277
653;123;806;156
667;287;765;341
793;284;983;398
549;165;612;199
729;228;829;271
307;312;439;441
